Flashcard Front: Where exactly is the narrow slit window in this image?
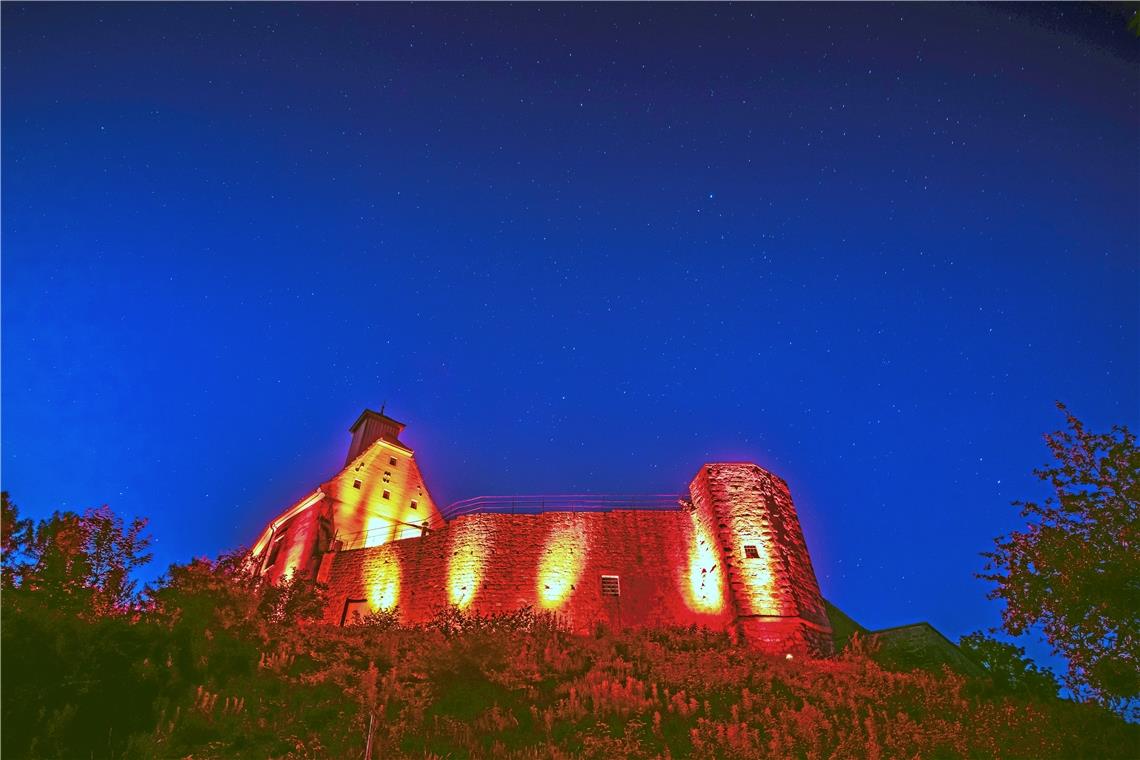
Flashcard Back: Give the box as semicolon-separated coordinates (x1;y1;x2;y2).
744;545;760;559
601;575;620;597
265;534;286;571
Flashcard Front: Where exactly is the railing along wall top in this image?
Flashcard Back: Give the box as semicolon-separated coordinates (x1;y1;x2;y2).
440;493;685;520
333;493;686;551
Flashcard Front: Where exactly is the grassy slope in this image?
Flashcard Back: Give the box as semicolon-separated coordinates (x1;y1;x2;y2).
129;612;1136;760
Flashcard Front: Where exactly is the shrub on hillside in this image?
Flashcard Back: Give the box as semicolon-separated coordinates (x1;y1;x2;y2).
3;493;1135;758
133;614;1140;759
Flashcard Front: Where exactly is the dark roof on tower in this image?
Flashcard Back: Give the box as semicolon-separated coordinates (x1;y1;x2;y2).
349;408;406;433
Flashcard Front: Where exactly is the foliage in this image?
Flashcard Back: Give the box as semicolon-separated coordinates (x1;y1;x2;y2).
257;567;329;625
980;404;1139;711
1;492;152;616
424;603;564;637
7;596;1138;757
147;547;327;630
3;495;1137;758
151;617;1140;759
146;550;262;634
1;491;34;585
2;594;164;758
959;631;1059;699
347;605;402;631
2;514;328;760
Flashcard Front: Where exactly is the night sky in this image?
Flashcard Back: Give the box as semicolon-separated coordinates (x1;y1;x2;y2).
3;3;1137;660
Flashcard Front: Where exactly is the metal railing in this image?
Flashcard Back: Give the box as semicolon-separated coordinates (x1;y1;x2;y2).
336;521;431;552
333;493;685;551
440;493;685;520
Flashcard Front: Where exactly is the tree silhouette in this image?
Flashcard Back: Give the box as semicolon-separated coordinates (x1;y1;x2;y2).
981;404;1139;712
1;494;152;615
959;631;1059;698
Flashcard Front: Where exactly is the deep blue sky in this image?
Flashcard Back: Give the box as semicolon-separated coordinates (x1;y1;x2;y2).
3;3;1137;655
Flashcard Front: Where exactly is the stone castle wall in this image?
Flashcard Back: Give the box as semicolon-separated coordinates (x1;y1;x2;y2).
322;463;833;655
692;464;830;623
323;509;734;633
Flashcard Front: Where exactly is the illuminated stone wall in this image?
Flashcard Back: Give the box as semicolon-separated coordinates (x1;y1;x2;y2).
253;436;441;584
262;497;323;584
324;438;439;548
251;413;830;654
322;463;833;655
689;464;833;655
324;509;736;633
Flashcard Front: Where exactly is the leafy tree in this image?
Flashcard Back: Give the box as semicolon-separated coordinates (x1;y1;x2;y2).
959;631;1059;698
257;567;328;624
1;496;333;757
1;491;33;588
1;496;152;615
2;495;159;757
146;549;261;632
981;404;1139;710
83;505;153;614
147;548;327;638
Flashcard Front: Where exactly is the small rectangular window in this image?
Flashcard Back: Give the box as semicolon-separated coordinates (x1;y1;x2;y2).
382;490;391;500
341;599;369;626
353;479;362;490
744;545;760;559
389;456;398;466
601;575;620;597
410;500;418;510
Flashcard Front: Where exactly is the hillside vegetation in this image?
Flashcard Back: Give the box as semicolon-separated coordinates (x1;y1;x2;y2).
4;589;1136;759
3;493;1136;758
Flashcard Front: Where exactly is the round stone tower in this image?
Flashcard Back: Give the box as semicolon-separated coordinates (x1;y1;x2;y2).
688;463;833;656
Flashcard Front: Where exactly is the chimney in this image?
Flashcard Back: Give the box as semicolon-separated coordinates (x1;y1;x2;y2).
345;408;407;464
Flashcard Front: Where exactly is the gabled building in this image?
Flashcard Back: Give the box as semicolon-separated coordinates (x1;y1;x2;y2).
251;409;440;583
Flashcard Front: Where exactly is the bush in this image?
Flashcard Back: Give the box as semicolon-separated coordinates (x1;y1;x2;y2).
3;492;1135;757
4;599;1137;759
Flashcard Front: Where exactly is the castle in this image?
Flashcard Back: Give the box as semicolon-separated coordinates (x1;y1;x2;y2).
251;408;835;655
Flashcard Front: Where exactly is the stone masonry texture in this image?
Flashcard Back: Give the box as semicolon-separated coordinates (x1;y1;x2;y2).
315;462;832;656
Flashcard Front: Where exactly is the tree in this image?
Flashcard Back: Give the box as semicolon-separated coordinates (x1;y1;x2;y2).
1;497;159;757
981;404;1139;710
256;567;328;624
1;492;33;588
1;496;152;616
959;631;1059;698
146;549;262;633
147;547;327;634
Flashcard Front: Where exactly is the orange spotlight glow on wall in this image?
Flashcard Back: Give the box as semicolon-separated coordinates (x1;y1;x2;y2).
447;519;487;609
364;513;396;548
684;511;725;613
366;548;401;612
537;518;588;609
281;516;314;580
738;534;778;615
